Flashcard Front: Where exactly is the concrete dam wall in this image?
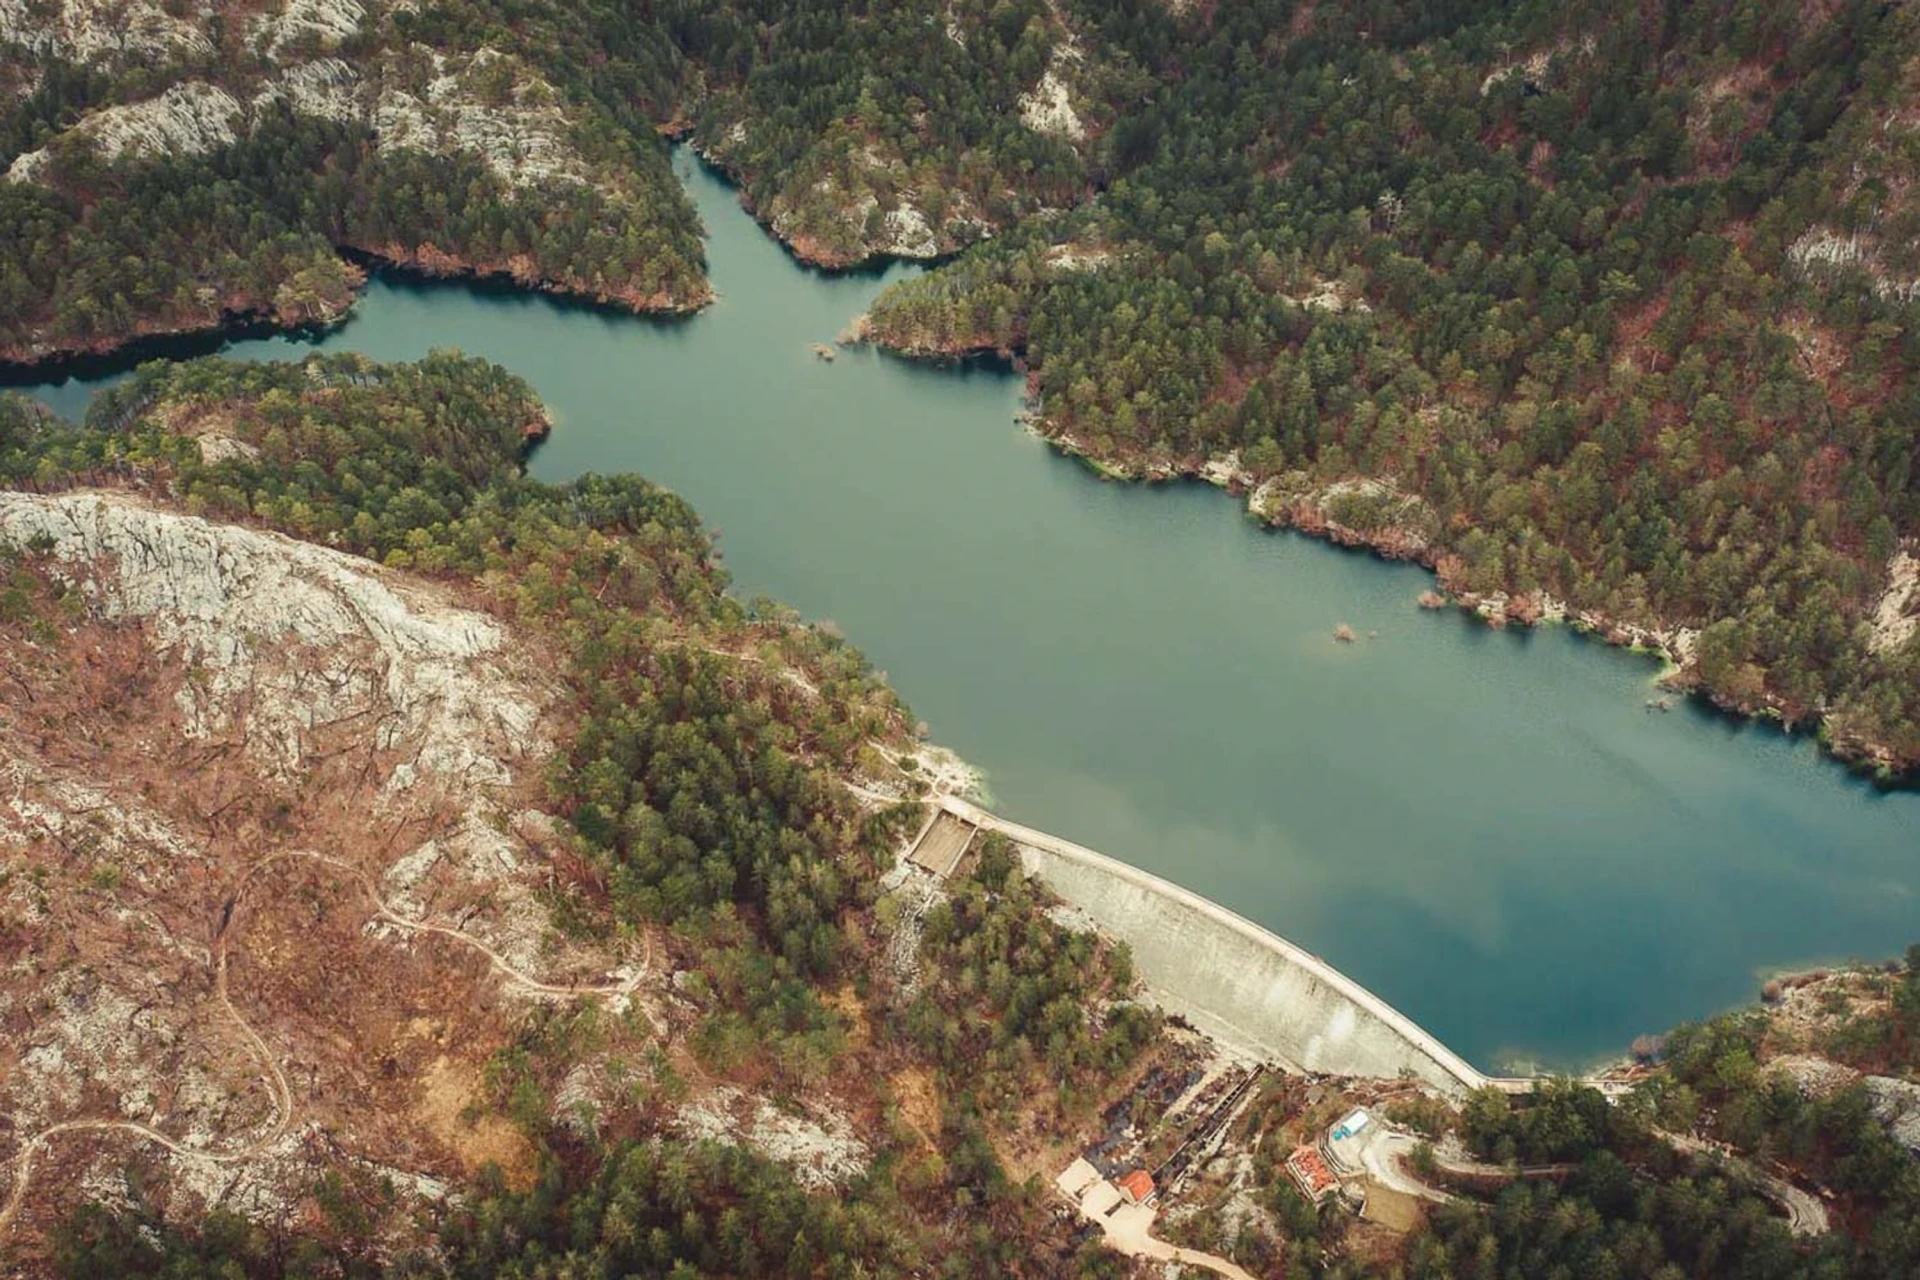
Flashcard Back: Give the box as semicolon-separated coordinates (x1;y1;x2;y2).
937;798;1491;1097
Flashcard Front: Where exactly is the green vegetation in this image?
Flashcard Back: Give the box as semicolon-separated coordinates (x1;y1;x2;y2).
867;0;1920;773
13;0;1920;1270
1;353;1146;1278
431;1141;913;1278
1410;1148;1824;1279
15;1;1920;763
671;0;1143;264
0;3;709;360
906;833;1160;1116
0;0;1135;359
1412;1003;1920;1279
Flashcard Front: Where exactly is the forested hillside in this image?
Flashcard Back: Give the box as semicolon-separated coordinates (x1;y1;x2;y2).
4;357;1920;1275
0;0;715;363
0;0;1134;362
669;0;1149;265
0;355;1158;1277
10;0;1917;769
866;0;1920;774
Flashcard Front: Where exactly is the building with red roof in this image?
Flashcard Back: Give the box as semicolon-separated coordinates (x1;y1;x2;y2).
1285;1144;1340;1203
1117;1168;1156;1205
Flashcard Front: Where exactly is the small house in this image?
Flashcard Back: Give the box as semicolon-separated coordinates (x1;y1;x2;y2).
1117;1168;1156;1205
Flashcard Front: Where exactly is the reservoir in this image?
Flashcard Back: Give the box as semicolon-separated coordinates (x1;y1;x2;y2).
19;157;1920;1071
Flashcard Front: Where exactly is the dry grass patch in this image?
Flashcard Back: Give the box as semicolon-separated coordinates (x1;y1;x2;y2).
416;1055;536;1188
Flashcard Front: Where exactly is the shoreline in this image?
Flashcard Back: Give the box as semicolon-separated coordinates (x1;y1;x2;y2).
846;318;1917;787
1117;439;1915;787
0;243;710;377
2;139;925;379
10;167;1911;785
0;280;364;378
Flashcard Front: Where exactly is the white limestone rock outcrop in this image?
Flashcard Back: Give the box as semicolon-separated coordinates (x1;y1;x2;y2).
0;491;543;787
372;49;591;190
253;58;365;123
676;1087;870;1190
4;15;606;204
1019;66;1085;141
0;0;213;66
249;0;367;59
1866;1075;1920;1156
1869;545;1919;655
7;82;242;181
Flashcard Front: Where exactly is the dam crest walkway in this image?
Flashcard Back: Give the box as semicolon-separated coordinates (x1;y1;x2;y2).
909;795;1633;1100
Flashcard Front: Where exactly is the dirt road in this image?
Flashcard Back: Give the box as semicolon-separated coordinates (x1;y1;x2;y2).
1;846;651;1244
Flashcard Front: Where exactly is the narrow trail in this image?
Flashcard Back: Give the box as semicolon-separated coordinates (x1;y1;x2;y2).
0;846;651;1246
0;879;295;1240
1662;1130;1830;1237
248;850;656;1008
1365;1128;1827;1237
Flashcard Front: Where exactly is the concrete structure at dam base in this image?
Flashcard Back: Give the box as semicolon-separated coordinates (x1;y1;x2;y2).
920;797;1625;1099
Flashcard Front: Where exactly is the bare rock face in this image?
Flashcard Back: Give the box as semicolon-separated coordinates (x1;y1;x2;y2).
4;0;616;214
248;0;368;59
0;0;213;67
252;57;364;123
0;491;541;783
6;82;243;182
0;490;597;1245
877;201;940;258
1789;225;1920;304
1764;1053;1859;1099
373;49;591;191
675;1086;871;1191
1869;545;1918;656
1019;65;1085;140
0;488;569;981
1866;1076;1920;1156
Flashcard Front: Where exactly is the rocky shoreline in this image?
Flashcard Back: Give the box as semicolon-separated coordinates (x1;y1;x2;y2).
855;280;1920;780
1005;410;1916;785
0;266;365;372
358;241;712;316
0;244;710;373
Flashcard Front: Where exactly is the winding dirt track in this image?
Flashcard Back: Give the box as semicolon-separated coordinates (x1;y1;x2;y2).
1364;1127;1828;1237
0;848;651;1244
1662;1130;1830;1237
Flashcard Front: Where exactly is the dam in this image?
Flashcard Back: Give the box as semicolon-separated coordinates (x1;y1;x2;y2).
913;796;1622;1099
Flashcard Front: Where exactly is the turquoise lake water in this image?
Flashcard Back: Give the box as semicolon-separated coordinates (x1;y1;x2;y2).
21;157;1919;1071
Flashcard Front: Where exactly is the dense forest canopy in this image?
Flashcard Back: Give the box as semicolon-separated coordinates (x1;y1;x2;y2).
6;0;1919;769
866;0;1920;773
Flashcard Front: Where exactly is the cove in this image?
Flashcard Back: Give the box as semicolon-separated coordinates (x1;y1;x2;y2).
19;156;1920;1072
